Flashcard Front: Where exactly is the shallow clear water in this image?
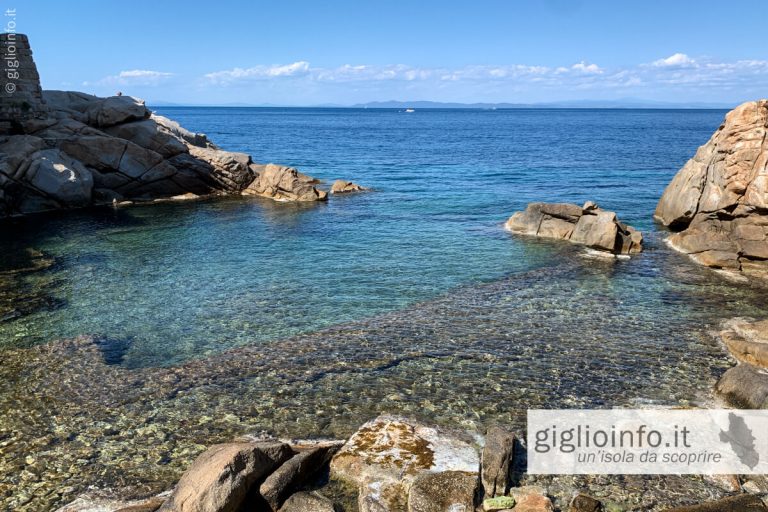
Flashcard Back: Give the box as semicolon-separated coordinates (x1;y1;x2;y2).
2;108;768;510
0;108;739;367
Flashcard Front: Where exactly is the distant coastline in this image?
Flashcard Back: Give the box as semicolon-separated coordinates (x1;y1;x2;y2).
147;99;735;109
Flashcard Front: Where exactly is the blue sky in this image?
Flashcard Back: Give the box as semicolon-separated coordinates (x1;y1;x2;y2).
9;0;768;105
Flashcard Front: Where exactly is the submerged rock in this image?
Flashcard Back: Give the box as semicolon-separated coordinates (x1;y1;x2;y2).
715;363;768;409
505;202;642;255
329;415;480;512
663;493;768;512
158;442;292;512
719;317;768;367
655;100;768;279
331;180;368;194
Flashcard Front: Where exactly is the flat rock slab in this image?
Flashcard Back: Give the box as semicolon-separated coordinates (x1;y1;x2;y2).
159;441;292;512
330;415;480;512
663;494;768;512
715;364;768;409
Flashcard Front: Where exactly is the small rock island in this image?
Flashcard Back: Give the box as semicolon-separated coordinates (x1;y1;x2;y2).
505;201;643;255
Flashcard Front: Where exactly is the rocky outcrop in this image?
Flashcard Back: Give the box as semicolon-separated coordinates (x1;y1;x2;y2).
481;426;514;498
331;180;368;194
0;34;328;217
329;415;480;512
279;491;338;512
505;202;643;255
655;100;768;278
407;471;478;512
715;318;768;409
243;164;328;202
158;442;292;512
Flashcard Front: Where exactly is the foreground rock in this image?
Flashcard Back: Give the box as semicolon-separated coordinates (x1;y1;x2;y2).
505;202;643;255
655;100;768;279
331;180;368;194
407;471;478;512
0;33;328;217
715;317;768;409
279;491;338;512
329;415;480;512
258;441;343;511
158;442;292;512
481;426;515;498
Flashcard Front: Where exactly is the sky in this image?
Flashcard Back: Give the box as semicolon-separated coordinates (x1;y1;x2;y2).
7;0;768;106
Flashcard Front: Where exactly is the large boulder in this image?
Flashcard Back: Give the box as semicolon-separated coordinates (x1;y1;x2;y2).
505;202;642;255
329;415;480;512
279;491;338;512
158;442;292;512
715;364;768;409
23;149;93;206
243;164;328;202
655;100;768;278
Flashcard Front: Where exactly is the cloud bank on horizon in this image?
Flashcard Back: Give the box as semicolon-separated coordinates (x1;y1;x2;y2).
81;53;768;106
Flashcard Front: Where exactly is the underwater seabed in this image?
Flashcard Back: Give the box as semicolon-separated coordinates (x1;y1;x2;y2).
1;229;768;510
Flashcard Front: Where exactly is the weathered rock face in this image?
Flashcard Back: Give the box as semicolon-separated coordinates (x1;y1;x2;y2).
505;202;643;255
279;491;338;512
715;317;768;409
655;100;768;278
158;442;292;512
329;415;480;512
407;471;478;512
331;180;368;194
481;426;514;498
244;164;328;202
0;34;328;217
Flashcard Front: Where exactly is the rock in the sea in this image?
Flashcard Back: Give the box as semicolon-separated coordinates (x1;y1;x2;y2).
0;34;330;216
244;164;328;202
279;491;338;512
715;363;768;409
481;426;514;498
505;202;642;255
662;494;768;512
655;100;768;278
329;415;480;512
331;180;368;194
158;441;292;512
407;471;478;512
258;441;343;511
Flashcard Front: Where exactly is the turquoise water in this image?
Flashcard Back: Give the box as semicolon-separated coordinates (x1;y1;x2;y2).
0;108;741;368
4;108;768;510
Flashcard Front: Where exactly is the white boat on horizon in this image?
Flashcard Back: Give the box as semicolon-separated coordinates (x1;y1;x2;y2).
405;108;415;113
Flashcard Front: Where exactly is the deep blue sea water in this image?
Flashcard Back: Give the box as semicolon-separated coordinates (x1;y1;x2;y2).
0;108;752;369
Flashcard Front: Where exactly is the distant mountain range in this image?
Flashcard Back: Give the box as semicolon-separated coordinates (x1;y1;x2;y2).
147;99;734;109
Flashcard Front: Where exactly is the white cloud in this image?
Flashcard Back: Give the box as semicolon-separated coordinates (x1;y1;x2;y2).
571;61;603;74
652;53;696;68
204;61;310;83
85;69;174;87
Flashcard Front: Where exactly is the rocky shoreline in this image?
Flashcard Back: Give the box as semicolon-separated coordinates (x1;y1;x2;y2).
2;33;768;512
